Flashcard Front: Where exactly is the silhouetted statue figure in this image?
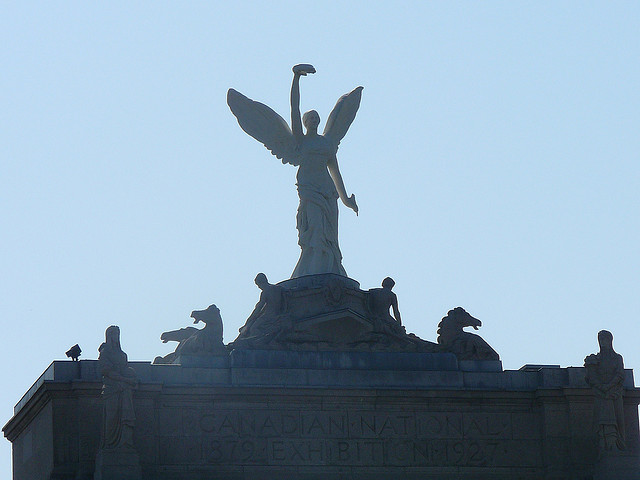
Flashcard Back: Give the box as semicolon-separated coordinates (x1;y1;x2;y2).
240;273;286;338
95;326;141;480
437;307;500;361
584;330;626;452
180;304;225;355
97;325;138;450
228;64;362;278
368;277;402;329
154;305;226;364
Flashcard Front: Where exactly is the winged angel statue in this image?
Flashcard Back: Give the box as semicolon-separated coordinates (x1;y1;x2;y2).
228;64;362;279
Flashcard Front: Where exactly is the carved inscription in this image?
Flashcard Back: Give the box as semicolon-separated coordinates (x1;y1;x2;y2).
197;438;512;466
157;409;539;468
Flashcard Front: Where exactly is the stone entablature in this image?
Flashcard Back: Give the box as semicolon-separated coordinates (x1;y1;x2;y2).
4;357;640;480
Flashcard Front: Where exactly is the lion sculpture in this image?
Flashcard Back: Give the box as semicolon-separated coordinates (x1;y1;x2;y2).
437;307;499;361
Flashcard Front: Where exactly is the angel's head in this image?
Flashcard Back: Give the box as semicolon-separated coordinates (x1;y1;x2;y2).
302;110;320;132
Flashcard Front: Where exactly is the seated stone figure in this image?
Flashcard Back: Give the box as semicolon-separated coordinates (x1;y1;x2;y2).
367;277;402;329
153;304;226;364
436;307;499;361
235;273;287;346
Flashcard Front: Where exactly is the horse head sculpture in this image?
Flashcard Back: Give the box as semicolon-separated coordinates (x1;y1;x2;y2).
437;307;499;361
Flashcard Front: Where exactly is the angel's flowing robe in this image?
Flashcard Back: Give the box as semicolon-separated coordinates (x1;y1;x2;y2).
291;141;347;278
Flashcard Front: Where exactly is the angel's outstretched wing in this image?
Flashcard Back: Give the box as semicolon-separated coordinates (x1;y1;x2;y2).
323;86;364;149
227;89;300;166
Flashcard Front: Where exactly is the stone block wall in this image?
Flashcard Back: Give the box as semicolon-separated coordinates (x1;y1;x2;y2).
4;357;640;480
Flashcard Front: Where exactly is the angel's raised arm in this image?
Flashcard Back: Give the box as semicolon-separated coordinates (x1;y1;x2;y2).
290;64;316;139
290;73;303;138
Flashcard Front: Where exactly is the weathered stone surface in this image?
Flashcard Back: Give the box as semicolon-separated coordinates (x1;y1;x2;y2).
593;451;640;480
229;350;460;371
94;448;141;480
4;357;640;480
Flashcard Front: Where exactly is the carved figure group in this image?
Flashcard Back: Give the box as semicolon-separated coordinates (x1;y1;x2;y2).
228;64;362;278
584;330;626;452
224;272;499;358
97;326;138;449
225;66;503;357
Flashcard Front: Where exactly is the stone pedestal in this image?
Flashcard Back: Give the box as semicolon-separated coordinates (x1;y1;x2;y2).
231;274;439;353
94;448;141;480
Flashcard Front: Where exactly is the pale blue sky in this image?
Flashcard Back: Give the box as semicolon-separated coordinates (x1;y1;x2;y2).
1;2;639;475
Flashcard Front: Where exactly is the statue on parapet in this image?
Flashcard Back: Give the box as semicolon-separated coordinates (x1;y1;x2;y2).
95;326;142;480
228;64;362;278
584;330;626;453
232;273;289;349
97;326;138;450
437;307;499;361
367;277;404;334
240;273;287;338
153;304;226;364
